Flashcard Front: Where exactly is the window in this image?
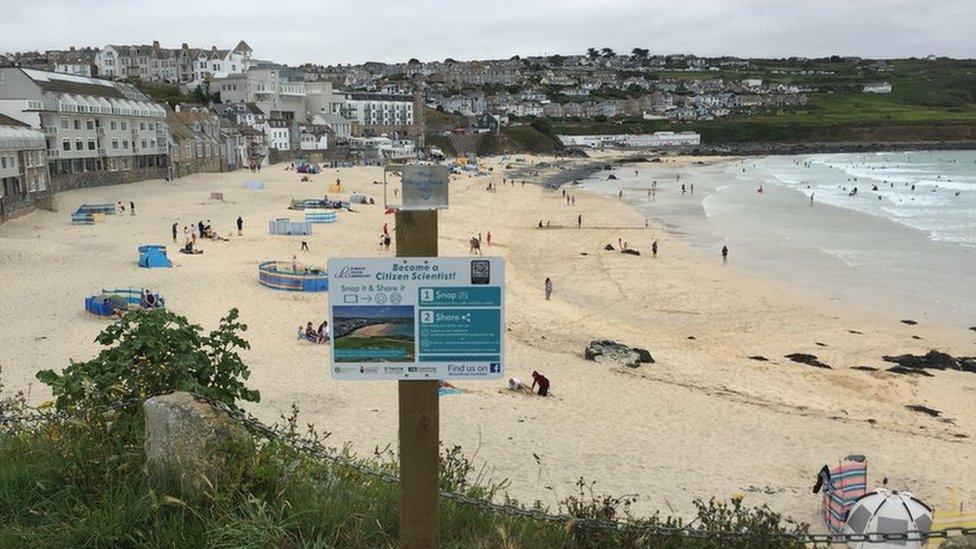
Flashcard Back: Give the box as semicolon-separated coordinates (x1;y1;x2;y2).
61;117;69;129
86;120;94;130
140;122;145;130
141;140;147;149
0;157;6;169
75;140;83;150
62;140;70;151
110;121;117;130
121;122;127;130
149;122;154;130
73;120;80;130
88;140;95;150
112;139;119;149
123;140;129;149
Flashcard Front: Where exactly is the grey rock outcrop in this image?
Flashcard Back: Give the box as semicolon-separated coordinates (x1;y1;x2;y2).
585;340;654;368
144;392;251;494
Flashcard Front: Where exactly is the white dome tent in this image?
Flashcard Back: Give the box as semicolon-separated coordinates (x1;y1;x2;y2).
843;489;933;548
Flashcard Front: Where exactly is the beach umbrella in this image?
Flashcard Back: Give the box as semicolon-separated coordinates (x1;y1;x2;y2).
843;489;932;549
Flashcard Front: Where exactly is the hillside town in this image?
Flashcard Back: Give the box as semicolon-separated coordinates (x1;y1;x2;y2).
0;39;906;222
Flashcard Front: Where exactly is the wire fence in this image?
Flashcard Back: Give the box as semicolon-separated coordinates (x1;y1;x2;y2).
3;394;974;546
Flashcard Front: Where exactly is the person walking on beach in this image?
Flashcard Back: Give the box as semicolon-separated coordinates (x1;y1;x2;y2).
721;245;729;264
171;223;178;243
652;240;658;257
190;224;198;246
577;214;582;229
690;184;694;194
544;277;553;300
129;201;135;216
486;231;492;246
237;216;243;236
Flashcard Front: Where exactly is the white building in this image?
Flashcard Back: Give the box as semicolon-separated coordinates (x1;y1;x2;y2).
311;112;353;141
558;131;701;148
95;40;252;89
1;113;50;216
336;92;414;129
0;68;169;178
742;78;763;88
863;82;892;93
263;119;291;151
211;69;340;123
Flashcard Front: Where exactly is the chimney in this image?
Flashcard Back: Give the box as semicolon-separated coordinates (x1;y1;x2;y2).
182;43;188;50
153;40;160;49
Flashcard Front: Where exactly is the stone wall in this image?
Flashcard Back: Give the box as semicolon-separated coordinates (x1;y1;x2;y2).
51;167;167;193
0;189;53;223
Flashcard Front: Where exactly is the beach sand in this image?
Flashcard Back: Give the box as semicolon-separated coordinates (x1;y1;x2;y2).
0;154;973;527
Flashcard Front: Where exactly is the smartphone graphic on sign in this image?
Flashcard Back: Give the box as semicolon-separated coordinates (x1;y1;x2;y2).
471;260;490;285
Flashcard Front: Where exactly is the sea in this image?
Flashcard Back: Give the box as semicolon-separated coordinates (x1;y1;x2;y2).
580;151;976;329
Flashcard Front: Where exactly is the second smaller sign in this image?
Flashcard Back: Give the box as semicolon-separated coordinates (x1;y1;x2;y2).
401;165;449;210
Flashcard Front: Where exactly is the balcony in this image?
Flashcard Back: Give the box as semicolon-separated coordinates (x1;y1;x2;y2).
96;128;105;136
98;148;106;155
42;126;58;136
48;149;60;158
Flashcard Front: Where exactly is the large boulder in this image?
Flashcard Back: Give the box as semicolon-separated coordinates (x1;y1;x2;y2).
144;392;251;494
584;340;654;368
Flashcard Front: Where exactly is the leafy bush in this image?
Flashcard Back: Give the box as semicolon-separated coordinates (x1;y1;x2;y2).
37;308;259;411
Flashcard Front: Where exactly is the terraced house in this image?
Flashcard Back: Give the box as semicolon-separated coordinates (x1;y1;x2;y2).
0;113;51;221
0;68;169;192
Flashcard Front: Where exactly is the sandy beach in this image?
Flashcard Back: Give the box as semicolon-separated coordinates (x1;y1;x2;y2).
0;153;973;527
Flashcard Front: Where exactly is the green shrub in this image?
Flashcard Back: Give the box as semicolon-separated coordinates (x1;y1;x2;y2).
36;308;259;411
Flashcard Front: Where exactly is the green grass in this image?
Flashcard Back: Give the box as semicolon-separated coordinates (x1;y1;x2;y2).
0;408;809;548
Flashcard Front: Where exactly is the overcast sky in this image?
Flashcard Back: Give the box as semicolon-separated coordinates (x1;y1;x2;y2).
2;0;974;64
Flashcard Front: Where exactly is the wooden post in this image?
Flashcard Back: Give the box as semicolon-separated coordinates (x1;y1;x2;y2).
395;209;440;548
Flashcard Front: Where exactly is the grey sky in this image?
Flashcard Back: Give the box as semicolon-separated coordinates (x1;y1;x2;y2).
2;0;973;64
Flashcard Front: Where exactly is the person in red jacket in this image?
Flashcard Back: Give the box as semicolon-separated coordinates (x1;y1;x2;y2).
531;370;550;396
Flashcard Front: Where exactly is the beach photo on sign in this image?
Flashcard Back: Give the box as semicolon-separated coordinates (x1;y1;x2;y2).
333;305;415;362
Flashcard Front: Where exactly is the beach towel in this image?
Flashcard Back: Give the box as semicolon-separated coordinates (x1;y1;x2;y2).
928;489;976;548
821;459;868;533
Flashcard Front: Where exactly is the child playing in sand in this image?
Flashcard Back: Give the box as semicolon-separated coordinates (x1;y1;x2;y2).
507;378;531;393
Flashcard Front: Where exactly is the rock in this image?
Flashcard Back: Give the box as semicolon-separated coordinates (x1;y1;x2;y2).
632;347;655;363
848;330;863;334
900;319;918;325
144;392;251;495
621;248;640;256
604;244;615;251
815;342;827;347
748;356;769;362
607;174;617;180
851;365;878;371
784;353;831;369
585;340;649;368
940;535;976;548
905;404;941;417
969;326;976;333
887;366;933;377
882;350;976;373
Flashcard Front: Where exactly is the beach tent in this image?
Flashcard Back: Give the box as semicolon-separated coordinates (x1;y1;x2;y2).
842;489;932;548
138;246;172;268
819;456;868;533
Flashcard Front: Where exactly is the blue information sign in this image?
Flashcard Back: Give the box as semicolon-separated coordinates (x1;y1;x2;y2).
328;257;505;380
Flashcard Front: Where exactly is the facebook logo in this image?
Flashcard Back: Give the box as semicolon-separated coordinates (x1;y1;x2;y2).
489;363;500;373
